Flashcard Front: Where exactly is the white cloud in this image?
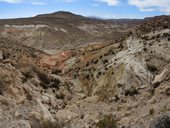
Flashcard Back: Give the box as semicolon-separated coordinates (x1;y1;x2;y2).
97;0;119;6
0;0;47;5
140;8;155;12
0;0;23;3
161;7;170;13
128;0;170;13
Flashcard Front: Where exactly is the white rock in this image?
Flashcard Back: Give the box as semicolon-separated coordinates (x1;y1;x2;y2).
15;111;21;117
83;95;99;103
41;95;50;104
152;69;169;85
0;95;11;105
56;110;78;121
37;99;57;123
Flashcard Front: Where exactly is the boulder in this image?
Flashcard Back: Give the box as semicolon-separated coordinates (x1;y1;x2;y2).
83;95;99;103
152;69;169;86
0;95;11;105
55;110;78;121
41;95;50;104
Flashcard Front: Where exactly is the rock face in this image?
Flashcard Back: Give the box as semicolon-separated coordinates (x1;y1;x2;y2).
150;115;170;128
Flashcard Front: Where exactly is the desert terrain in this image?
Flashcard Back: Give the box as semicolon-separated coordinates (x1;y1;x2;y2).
0;12;169;128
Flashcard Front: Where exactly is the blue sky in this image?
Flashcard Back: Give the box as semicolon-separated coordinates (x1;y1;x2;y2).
0;0;170;19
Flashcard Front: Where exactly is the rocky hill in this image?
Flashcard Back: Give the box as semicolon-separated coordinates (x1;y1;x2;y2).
0;11;140;54
0;13;169;128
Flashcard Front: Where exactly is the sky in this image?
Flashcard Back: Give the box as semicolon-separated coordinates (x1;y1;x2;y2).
0;0;170;19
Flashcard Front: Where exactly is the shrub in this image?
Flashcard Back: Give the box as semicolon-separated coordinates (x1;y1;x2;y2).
149;108;155;115
33;66;60;89
52;69;62;75
96;71;102;78
100;55;103;59
56;92;65;100
142;36;149;41
143;47;148;52
93;59;99;64
96;115;117;128
85;74;90;80
86;62;89;67
0;79;4;95
103;59;108;64
2;51;10;60
35;68;50;85
163;33;170;37
147;65;158;73
125;87;139;96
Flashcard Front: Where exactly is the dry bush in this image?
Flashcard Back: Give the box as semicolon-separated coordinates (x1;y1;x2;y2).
96;115;117;128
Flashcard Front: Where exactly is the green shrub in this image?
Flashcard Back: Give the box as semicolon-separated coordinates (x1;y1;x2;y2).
96;115;117;128
0;79;4;95
33;66;60;89
125;87;139;96
147;65;158;73
149;108;155;115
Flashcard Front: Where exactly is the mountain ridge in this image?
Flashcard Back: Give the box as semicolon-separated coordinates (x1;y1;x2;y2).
0;11;141;53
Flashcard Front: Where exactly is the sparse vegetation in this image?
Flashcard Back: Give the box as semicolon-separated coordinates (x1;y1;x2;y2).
147;65;158;73
56;92;65;100
0;79;4;95
143;47;148;52
33;66;60;89
125;87;139;96
96;115;117;128
149;108;155;115
103;59;109;64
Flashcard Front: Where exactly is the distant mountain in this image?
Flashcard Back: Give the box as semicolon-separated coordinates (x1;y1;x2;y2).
35;11;86;19
0;11;141;53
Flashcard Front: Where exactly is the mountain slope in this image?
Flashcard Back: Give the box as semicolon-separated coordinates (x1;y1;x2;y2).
37;15;170;127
